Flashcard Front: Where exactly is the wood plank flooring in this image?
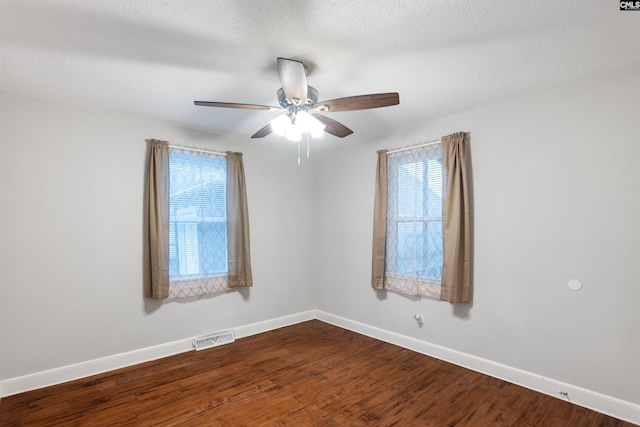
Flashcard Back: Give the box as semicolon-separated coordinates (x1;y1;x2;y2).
0;320;635;426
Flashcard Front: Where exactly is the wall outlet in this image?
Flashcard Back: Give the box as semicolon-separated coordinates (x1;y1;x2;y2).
414;313;424;327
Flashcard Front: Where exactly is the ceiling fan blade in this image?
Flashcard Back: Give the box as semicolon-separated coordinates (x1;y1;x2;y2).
277;57;308;106
251;123;273;139
194;101;281;111
312;114;353;138
314;93;399;112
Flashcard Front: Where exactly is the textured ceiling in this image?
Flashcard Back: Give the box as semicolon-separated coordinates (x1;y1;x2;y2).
2;0;640;145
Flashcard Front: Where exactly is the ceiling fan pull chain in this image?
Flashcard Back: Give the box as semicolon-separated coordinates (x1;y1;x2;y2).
297;138;301;166
307;133;310;158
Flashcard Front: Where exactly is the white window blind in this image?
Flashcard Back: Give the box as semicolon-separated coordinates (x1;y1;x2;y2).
385;144;443;298
168;147;228;298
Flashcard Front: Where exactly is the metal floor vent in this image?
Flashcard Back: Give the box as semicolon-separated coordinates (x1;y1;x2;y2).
192;330;235;351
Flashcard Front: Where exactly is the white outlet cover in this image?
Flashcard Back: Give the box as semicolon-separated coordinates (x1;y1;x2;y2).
568;279;582;291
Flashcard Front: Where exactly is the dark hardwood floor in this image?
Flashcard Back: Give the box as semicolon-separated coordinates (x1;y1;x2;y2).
0;320;634;426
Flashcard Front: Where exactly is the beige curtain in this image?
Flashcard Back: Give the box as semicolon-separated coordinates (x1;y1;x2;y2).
371;150;388;289
144;139;170;299
226;152;253;288
440;132;471;303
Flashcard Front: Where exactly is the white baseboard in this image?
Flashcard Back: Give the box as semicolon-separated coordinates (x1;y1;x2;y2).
2;309;638;425
0;310;316;398
234;310;315;339
0;337;193;399
315;310;640;426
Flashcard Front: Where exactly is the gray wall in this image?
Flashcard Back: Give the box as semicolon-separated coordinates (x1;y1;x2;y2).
0;93;316;378
314;63;640;404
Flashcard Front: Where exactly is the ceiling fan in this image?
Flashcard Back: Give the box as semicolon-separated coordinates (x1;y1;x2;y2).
194;57;399;141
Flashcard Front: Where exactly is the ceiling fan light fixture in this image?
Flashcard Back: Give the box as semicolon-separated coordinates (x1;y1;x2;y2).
294;111;325;138
310;128;325;139
285;126;302;142
270;114;292;135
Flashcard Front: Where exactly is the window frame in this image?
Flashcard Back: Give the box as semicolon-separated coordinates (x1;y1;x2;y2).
167;147;229;297
384;143;443;298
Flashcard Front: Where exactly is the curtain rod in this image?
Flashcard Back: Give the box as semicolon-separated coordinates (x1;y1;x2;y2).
387;139;441;154
168;144;227;156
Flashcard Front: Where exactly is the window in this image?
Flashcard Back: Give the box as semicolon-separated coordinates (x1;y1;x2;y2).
385;144;443;298
145;139;252;300
372;132;470;302
168;147;229;297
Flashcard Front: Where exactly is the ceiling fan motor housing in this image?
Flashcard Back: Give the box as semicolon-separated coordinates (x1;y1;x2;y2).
277;86;319;112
